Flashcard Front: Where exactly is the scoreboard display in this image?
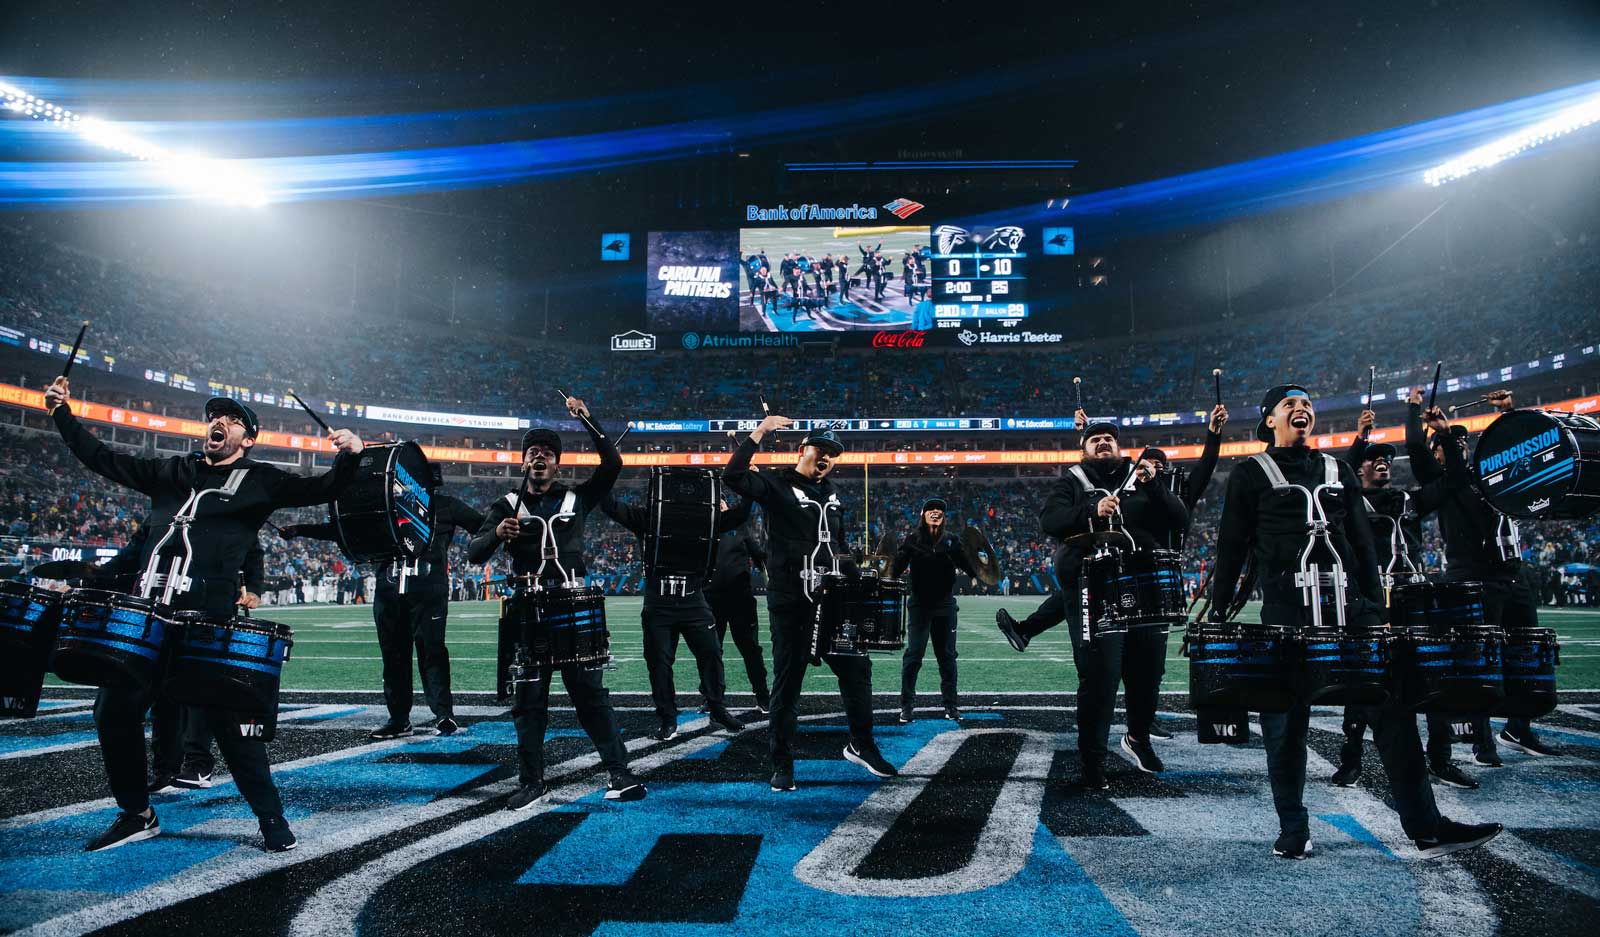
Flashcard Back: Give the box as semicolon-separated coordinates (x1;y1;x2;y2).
928;222;1029;321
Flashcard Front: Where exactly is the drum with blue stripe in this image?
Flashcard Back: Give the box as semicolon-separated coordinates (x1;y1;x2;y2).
1389;580;1505;713
1498;627;1558;718
0;581;65;717
500;584;611;691
1184;623;1297;713
163;612;294;718
52;589;174;691
1300;625;1390;706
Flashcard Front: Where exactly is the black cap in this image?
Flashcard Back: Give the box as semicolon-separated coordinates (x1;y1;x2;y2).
1080;420;1120;448
1255;384;1311;443
1363;442;1397;462
204;397;259;438
1430;424;1468;450
521;428;562;459
1139;446;1168;464
800;429;845;457
921;497;947;513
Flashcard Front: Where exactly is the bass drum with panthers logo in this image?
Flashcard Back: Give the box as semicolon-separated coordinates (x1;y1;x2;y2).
1472;409;1600;520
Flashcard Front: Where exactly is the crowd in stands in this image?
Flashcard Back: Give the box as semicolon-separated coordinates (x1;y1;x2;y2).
3;224;1595;426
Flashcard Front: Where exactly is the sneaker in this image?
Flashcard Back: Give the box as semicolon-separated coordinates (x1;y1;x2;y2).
650;719;680;741
898;706;913;725
995;609;1030;652
709;708;746;733
84;810;160;852
1330;762;1361;787
506;781;549;811
1082;762;1110;791
1146;719;1174;741
259;815;298;852
1414;819;1503;858
1121;734;1165;774
943;706;961;723
770;764;796;792
697;703;711;714
1429;761;1480;790
173;769;214;790
368;721;413;741
433;716;461;736
1498;727;1558;756
147;772;180;794
1472;748;1504;768
843;740;899;778
755;697;771;715
605;771;648;802
1272;830;1313;860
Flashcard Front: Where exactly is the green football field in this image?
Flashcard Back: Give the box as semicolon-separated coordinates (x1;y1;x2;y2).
196;596;1600;696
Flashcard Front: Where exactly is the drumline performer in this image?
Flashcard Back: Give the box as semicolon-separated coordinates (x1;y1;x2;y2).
722;419;900;792
599;493;749;739
892;497;980;724
1407;388;1559;761
1207;383;1500;860
699;498;772;714
280;464;485;740
44;379;366;853
466;399;647;809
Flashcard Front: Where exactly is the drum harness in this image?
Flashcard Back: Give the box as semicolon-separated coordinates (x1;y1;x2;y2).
137;468;251;607
502;489;580;690
1067;463;1139;643
1363;491;1422;593
792;486;844;602
1249;452;1348;631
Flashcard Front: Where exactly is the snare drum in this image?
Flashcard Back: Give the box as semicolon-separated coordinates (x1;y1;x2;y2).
1300;625;1389;706
1085;549;1185;631
52;589;175;691
810;573;907;659
1184;623;1297;713
164;612;294;717
498;585;611;691
1472;409;1600;520
0;581;65;717
330;441;435;563
1498;628;1559;719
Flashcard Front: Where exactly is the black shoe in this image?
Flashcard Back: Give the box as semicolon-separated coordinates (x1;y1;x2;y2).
259;815;298;852
843;740;898;778
1331;762;1361;787
1430;761;1480;790
84;810;160;851
755;696;771;715
1121;734;1164;773
1472;748;1504;768
1146;719;1174;741
605;771;648;801
1414;819;1502;858
1499;727;1558;756
651;719;680;741
1272;830;1313;859
1082;763;1110;791
506;781;549;811
943;706;961;723
697;703;711;714
709;708;746;733
369;721;413;741
770;765;796;792
434;716;461;736
173;769;213;790
995;609;1030;652
147;772;180;794
898;706;913;725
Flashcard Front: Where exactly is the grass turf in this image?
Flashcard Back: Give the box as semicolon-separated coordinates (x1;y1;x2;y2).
144;596;1600;696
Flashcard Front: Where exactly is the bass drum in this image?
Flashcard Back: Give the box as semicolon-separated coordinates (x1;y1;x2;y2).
646;467;720;578
330;441;435;563
1473;409;1600;520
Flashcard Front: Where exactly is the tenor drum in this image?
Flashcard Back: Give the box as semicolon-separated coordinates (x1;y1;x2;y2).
646;467;720;578
1389;579;1503;713
164;613;293;713
52;589;174;691
1184;623;1297;714
1300;625;1389;706
1473;409;1600;520
810;573;907;659
0;581;65;717
1498;627;1559;719
330;441;435;563
1085;549;1185;631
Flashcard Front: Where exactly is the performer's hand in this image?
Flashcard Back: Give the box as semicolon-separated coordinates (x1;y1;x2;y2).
1407;386;1424;406
44;377;70;413
1487;389;1514;412
238;589;261;610
1423;407;1450;435
330;428;364;454
1096;495;1120;518
496;517;522;541
752;414;793;442
565;396;590;419
1208;404;1229;434
1134;459;1157;483
1357;409;1375;436
1074;407;1089;428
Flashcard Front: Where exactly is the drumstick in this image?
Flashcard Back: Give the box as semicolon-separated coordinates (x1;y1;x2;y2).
1426;361;1442;411
1449;396;1490;413
1073;376;1084;414
1360;365;1376;439
61;320;88;378
288;391;333;434
511;464;533;525
1212;368;1222;408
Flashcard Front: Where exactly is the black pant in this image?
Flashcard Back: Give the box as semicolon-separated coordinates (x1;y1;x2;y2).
642;601;726;722
703;589;770;705
901;597;958;708
96;685;283;818
374;582;453;723
761;290;779;314
510;663;630;787
1341;709;1456;767
768;595;875;769
1262;696;1441;840
151;697;217;775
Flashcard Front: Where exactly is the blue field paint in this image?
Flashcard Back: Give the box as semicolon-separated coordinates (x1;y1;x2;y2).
1317;813;1397;860
0;726;141;756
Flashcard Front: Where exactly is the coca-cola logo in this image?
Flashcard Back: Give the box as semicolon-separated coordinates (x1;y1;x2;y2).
872;330;927;349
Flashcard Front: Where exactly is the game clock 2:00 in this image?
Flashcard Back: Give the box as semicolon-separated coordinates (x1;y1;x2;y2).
928;222;1029;321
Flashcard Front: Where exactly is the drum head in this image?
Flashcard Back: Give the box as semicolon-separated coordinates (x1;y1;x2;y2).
1473;410;1597;520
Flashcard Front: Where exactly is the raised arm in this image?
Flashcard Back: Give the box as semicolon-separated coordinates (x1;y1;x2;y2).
47;383;168;496
722;415;793;504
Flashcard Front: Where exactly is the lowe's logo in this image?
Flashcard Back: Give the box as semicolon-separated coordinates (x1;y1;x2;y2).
1479;428;1559;476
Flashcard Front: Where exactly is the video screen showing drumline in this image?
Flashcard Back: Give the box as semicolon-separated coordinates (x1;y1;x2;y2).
2;361;1587;859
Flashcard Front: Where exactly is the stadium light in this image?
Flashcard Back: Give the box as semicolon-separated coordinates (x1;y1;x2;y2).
1;78;269;206
1423;92;1600;186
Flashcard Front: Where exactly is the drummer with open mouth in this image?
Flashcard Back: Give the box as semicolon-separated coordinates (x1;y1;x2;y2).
43;377;366;854
466;396;647;811
1208;383;1500;861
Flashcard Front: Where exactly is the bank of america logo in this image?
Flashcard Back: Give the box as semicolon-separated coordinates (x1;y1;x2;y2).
883;198;925;219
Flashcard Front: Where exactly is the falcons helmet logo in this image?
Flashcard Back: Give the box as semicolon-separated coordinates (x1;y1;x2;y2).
934;225;970;255
984;225;1026;251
